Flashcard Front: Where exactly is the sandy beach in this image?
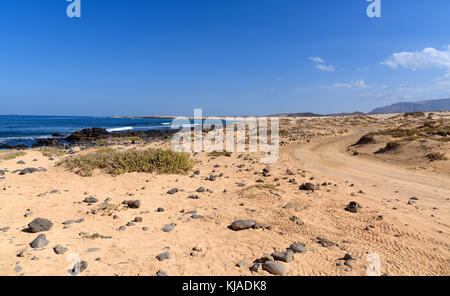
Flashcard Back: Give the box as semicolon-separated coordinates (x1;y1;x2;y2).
1;112;449;276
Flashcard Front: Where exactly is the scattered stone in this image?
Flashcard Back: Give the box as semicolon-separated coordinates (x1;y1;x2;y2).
156;270;168;276
271;251;294;263
162;223;176;232
126;200;141;209
343;254;357;261
156;252;171;261
71;261;88;274
28;218;53;233
299;183;316;191
196;187;206;193
236;261;246;268
133;217;143;223
30;234;49;249
288;242;307;254
167;188;179;194
230;220;256;231
156;207;165;212
62;220;76;225
262;261;286;275
317;237;335;248
250;262;261;272
345;201;361;213
53;245;68;255
187;194;199;200
83;196;98;204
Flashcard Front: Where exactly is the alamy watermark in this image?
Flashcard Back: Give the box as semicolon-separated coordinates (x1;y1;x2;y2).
67;0;81;18
170;109;279;164
367;0;381;18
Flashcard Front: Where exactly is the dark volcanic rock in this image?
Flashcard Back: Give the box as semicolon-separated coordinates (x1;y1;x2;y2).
83;196;98;204
317;237;335;248
271;251;294;263
162;223;176;232
53;245;68;255
156;252;171;261
299;183;317;191
167;188;179;195
28;218;53;233
66;128;110;143
19;168;38;175
126;200;141;209
30;234;49;249
288;242;307;254
345;201;361;213
262;261;286;275
230;220;256;231
33;138;61;147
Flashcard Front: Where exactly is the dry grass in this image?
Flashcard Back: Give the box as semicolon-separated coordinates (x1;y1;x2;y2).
208;151;232;157
61;148;194;177
41;147;66;157
426;152;448;162
1;151;27;160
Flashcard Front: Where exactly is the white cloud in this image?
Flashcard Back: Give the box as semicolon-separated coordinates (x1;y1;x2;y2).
382;45;450;73
316;64;335;72
309;57;335;72
330;79;368;89
309;57;325;64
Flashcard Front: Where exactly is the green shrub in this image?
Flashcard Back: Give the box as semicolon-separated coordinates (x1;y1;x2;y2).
61;148;193;177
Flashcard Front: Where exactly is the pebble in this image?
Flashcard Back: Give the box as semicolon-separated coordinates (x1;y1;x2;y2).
162;223;176;232
28;218;53;233
262;261;287;275
156;252;171;261
30;234;49;249
230;220;256;231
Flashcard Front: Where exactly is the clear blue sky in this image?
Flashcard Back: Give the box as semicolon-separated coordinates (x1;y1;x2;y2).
1;0;449;116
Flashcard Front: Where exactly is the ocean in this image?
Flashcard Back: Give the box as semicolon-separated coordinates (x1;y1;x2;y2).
0;115;175;147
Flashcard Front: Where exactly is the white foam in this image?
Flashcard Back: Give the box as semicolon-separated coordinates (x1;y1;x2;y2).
107;127;133;132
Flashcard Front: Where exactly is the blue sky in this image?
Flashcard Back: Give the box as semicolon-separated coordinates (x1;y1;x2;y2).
1;0;449;116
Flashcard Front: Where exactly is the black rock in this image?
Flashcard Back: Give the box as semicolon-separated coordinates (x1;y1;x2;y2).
156;252;171;261
19;168;38;175
167;188;179;195
288;242;307;254
271;251;294;263
28;218;53;233
230;220;256;231
162;223;176;232
66;128;110;143
299;183;316;191
345;201;361;213
83;196;98;204
71;261;88;274
53;245;68;255
196;187;206;193
127;200;141;209
317;237;335;247
30;234;49;249
262;261;286;275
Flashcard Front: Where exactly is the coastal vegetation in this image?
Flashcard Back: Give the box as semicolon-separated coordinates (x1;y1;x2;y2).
61;148;193;177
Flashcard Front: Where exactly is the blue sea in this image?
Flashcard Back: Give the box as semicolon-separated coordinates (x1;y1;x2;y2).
0;115;176;147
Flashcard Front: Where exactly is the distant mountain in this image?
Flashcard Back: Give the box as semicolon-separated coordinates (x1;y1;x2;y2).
369;98;450;114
